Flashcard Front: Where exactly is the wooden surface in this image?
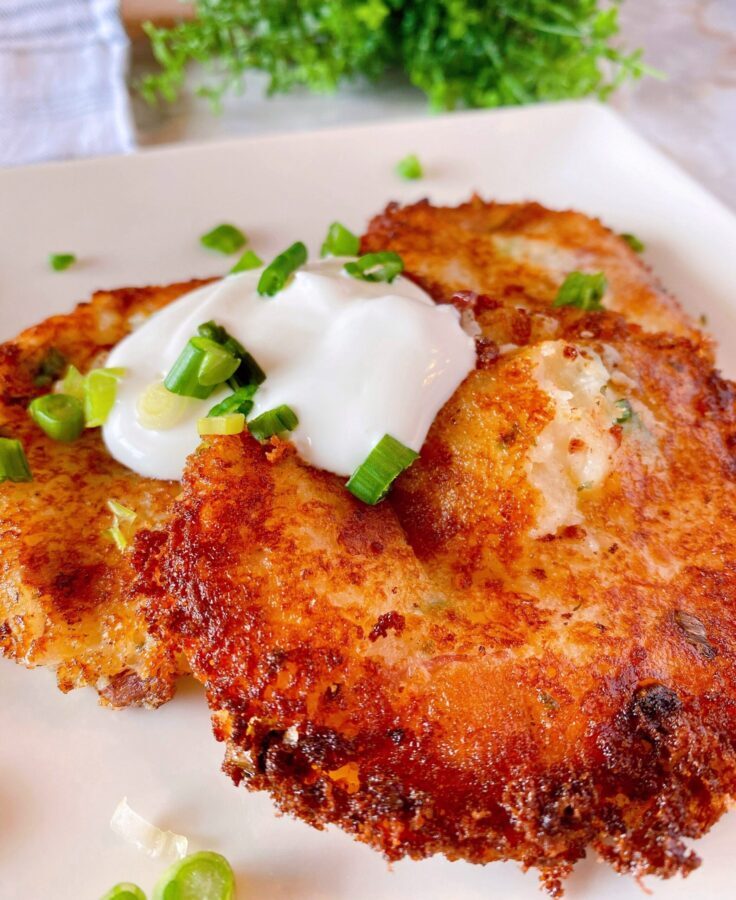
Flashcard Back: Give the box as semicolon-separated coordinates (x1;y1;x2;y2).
121;0;193;36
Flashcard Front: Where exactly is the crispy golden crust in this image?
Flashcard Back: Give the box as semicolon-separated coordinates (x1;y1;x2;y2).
0;281;206;707
362;197;705;345
141;201;736;892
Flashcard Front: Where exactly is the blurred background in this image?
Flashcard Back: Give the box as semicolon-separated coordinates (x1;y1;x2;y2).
2;1;734;207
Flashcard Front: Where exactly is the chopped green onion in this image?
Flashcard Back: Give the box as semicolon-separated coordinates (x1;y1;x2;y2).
620;232;645;253
0;438;32;483
200;224;246;255
320;222;360;258
258;242;308;296
106;525;128;551
191;337;240;387
198;413;245;436
84;368;125;428
553;272;607;311
107;499;136;523
34;347;67;386
207;384;257;418
60;363;86;401
164;340;217;399
49;253;76;272
344;252;403;284
100;883;146;900
137;381;193;430
152;851;235;900
396;153;423;180
248;404;298;441
28;393;84;443
615;398;634;424
230;249;263;273
196;322;265;389
346;434;418;505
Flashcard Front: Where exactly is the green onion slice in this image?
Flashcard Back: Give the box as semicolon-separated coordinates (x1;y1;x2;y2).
137;381;193;430
84;368;125;428
553;271;607;311
396;153;423;180
164;340;217;399
320;222;360;258
107;499;136;522
28;393;84;443
49;253;76;272
191;337;240;387
615;398;633;424
230;249;263;273
620;232;645;253
0;437;32;483
344;252;403;284
346;434;418;505
258;242;308;297
197;322;265;389
34;347;67;386
100;883;147;900
152;851;235;900
105;525;128;551
248;404;298;441
207;384;257;418
60;364;86;401
198;413;245;436
200;224;246;255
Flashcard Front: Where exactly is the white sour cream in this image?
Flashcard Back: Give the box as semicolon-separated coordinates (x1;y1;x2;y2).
103;258;476;481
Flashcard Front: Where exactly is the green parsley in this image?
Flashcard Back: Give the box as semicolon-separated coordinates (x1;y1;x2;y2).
553;272;607;311
200;224;246;254
396;154;423;180
620;232;645;253
49;253;76;272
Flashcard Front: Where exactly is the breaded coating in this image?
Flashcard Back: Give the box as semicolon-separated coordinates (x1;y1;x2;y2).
142;201;736;893
0;281;204;707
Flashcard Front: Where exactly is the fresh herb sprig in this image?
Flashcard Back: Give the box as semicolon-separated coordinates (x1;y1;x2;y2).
141;1;649;111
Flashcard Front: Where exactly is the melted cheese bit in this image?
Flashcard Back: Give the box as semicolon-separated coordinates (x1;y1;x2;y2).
525;340;619;538
103;258;476;481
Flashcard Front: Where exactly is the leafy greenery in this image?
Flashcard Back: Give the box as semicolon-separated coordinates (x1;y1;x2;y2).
141;0;648;110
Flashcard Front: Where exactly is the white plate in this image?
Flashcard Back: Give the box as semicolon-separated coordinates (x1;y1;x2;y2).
2;101;736;900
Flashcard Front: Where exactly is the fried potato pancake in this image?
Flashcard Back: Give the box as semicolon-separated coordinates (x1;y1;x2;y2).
141;200;736;892
0;281;205;707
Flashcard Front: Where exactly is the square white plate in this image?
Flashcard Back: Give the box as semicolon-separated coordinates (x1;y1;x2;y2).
2;101;736;900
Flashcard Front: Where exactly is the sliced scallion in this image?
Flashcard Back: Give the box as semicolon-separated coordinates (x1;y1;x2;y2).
107;499;136;523
84;368;125;427
320;222;360;258
100;883;146;900
34;347;67;386
620;232;645;253
60;363;86;402
196;322;265;389
553;272;607;311
207;384;257;418
258;242;307;296
49;253;76;272
137;381;193;430
164;340;217;399
344;251;403;284
152;851;235;900
248;404;298;441
0;438;32;483
198;413;245;436
396;153;423;180
346;434;418;505
200;224;246;255
615;398;633;424
191;337;240;387
28;393;84;442
230;249;263;273
106;525;128;551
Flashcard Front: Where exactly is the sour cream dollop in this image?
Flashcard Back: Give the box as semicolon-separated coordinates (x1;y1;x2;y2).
103;258;475;481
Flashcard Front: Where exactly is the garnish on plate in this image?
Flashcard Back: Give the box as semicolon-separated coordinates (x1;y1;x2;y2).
28;393;84;443
0;437;32;483
553;271;607;311
346;433;419;504
200;224;246;255
49;253;76;272
620;232;645;253
344;251;403;284
320;221;360;257
248;404;298;441
396;153;423;180
230;249;263;273
258;242;308;296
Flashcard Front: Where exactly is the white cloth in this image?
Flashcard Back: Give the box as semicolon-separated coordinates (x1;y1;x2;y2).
0;0;134;166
